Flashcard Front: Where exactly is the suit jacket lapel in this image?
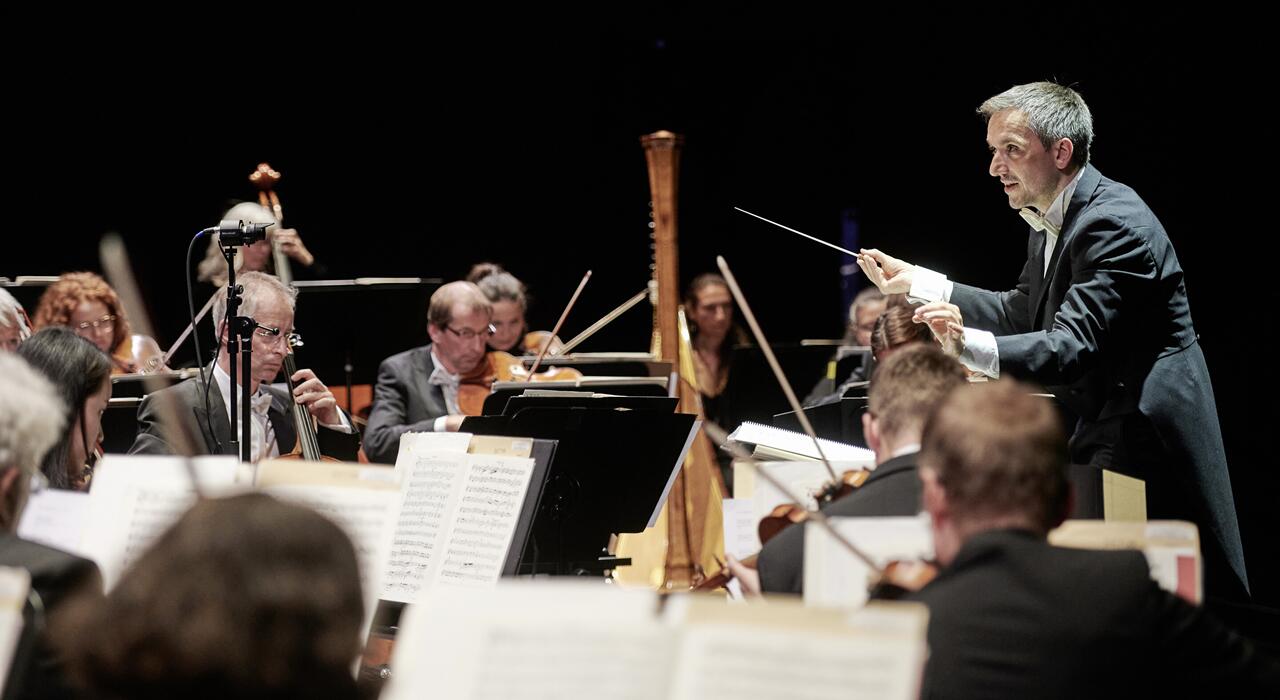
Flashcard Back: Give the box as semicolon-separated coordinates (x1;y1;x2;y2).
270;391;297;456
1026;232;1047;327
189;373;234;455
1031;165;1102;328
413;345;448;416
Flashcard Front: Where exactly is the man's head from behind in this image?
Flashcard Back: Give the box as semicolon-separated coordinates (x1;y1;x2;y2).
863;343;968;463
427;281;493;375
919;379;1070;566
0;353;65;531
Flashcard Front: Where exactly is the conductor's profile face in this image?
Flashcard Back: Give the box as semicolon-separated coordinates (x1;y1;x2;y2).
986;109;1061;212
429;305;491;375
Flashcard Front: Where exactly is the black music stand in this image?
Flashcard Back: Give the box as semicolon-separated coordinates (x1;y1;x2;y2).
772;397;869;448
462;406;697;576
290;278;442;408
717;342;846;429
481;378;671;416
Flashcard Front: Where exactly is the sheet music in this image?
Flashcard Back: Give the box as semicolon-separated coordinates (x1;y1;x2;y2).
79;455;241;590
721;499;759;599
803;515;933;609
382;449;536;603
671;624;925;700
17;490;91;558
728;421;874;464
393;431;473;480
264;484;398;611
382;451;468;602
437;455;535;587
383;581;669;700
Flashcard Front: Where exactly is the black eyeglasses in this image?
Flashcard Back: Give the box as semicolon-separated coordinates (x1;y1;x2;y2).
444;324;496;341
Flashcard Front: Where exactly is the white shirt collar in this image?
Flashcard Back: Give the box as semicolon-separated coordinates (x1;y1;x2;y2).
1042;167;1085;235
212;363;273;416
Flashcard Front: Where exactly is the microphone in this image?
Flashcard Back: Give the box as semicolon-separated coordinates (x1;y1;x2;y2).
204;219;272;246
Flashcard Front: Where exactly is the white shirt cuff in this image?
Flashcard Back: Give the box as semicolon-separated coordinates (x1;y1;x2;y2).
909;266;952;304
959;328;1000;378
318;412;355;434
432;415;450;432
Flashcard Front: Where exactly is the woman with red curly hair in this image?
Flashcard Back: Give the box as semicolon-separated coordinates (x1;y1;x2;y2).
32;272;162;374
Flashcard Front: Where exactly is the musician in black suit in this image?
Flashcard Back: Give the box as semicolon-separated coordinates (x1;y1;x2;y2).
130;272;358;460
857;81;1246;599
738;344;967;595
363;281;494;464
904;379;1277;699
0;352;103;700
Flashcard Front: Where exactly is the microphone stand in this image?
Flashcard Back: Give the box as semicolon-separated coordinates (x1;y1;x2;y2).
217;220;267;462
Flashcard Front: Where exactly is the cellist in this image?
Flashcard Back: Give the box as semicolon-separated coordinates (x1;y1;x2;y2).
129;272;360;460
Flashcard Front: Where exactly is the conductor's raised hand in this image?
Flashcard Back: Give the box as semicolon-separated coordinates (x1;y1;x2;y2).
856;248;915;295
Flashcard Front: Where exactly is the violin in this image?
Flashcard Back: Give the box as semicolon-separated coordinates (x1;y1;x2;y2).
454;350;585;417
522;330;563;355
755;469;871;544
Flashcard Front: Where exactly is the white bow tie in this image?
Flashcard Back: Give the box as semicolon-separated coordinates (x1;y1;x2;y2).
1019;208;1060;237
251;391;274;417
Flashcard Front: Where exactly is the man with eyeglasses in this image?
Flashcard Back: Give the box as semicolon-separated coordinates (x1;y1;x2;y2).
364;281;494;465
130;272;359;461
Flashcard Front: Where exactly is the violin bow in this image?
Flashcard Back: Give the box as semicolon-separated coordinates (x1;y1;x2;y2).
100;235;205;497
555;288;649;356
524;270;591;380
704;421;883;575
716;255;840;484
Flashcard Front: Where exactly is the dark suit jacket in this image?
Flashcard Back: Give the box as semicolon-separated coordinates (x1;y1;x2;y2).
757;452;921;595
129;372;360;460
363;345;450;465
0;534;102;700
905;530;1278;699
948;164;1245;591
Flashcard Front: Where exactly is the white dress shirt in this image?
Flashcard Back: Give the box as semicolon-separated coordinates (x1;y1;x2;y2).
908;169;1085;378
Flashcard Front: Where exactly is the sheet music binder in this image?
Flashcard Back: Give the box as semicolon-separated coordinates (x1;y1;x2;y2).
461;407;697;575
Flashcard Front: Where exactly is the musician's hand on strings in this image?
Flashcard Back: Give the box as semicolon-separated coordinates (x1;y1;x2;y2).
290;369;342;426
856;248;915;295
271;228;315;267
725;555;762;598
913;302;966;358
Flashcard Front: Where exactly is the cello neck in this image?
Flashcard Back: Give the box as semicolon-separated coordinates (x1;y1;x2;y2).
282;350;321;460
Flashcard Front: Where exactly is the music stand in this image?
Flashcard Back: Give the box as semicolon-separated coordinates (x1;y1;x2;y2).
462;406;697;576
290;278;442;410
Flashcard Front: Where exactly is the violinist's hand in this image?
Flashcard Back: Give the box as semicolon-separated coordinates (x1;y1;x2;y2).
443;415;467;432
725;555;762;598
291;369;342;426
912;302;965;358
856;248;915;295
271;228;315;267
